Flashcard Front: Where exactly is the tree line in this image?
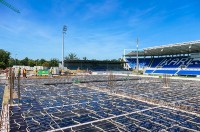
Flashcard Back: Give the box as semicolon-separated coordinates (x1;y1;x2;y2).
0;49;123;69
65;53;123;62
0;49;59;69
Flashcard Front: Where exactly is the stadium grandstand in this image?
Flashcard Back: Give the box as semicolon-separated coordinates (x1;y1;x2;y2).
125;40;200;76
65;60;126;71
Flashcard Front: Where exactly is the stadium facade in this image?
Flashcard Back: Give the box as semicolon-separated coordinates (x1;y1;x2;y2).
125;40;200;76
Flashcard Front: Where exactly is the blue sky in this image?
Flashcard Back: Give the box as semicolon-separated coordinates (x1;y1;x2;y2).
0;0;200;60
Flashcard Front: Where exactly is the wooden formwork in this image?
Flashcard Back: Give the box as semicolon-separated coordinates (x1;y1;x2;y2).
1;68;19;132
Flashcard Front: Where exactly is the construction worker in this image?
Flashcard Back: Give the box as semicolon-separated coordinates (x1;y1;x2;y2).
23;68;27;78
22;68;25;77
49;67;52;77
14;68;17;79
18;67;21;78
59;69;61;75
35;68;38;76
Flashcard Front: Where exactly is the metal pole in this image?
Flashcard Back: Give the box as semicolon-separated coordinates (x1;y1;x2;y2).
123;49;125;62
12;70;14;101
9;68;12;104
18;71;20;105
62;25;67;70
10;68;13;105
123;49;125;69
136;38;139;74
62;31;64;70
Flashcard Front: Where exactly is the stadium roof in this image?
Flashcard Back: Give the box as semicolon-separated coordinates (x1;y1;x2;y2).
126;40;200;56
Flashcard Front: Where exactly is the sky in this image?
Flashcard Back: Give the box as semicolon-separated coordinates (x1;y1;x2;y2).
0;0;200;60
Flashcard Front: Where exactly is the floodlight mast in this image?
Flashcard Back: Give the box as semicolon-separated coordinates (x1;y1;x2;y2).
136;38;139;74
62;25;67;70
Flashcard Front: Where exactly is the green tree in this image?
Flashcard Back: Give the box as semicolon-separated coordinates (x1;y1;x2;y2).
0;62;6;69
39;59;46;66
28;59;36;67
65;53;79;60
8;58;15;67
15;59;20;65
42;62;50;67
0;49;10;69
49;58;59;67
111;59;119;62
35;59;39;66
83;57;87;60
118;57;124;62
20;57;29;66
103;59;110;61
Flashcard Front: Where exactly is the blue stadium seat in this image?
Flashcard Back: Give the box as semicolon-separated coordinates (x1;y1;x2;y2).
150;58;165;68
177;70;200;75
159;57;192;68
126;56;200;75
153;70;178;74
144;70;154;74
126;58;151;69
187;60;200;68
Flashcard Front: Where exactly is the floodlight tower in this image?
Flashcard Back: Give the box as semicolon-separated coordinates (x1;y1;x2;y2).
62;25;67;70
136;38;139;74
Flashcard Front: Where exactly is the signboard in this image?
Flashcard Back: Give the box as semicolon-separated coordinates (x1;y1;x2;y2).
38;70;49;76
